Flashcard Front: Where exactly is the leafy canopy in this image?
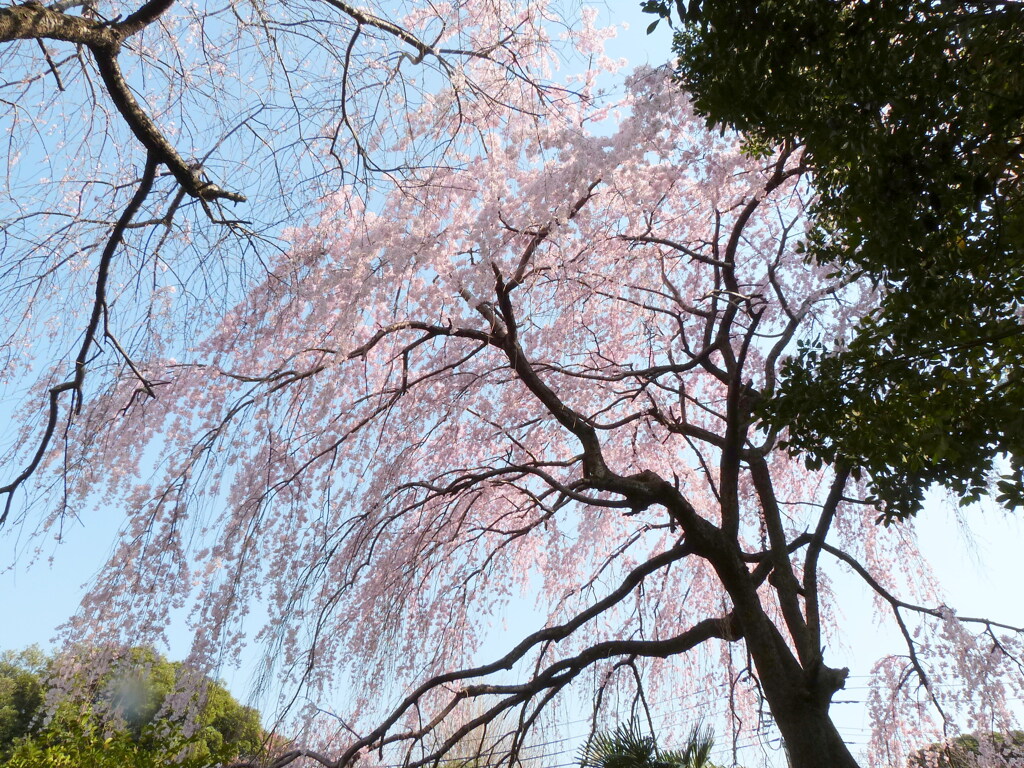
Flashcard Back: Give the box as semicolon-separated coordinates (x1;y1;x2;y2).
0;648;45;759
646;0;1024;519
0;646;266;768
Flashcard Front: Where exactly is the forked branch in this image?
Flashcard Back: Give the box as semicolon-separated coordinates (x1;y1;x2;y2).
0;153;158;525
0;0;245;202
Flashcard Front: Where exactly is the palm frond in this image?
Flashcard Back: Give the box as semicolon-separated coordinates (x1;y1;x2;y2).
579;721;658;768
578;720;716;768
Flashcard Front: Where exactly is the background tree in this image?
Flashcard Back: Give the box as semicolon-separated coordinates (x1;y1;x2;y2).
908;731;1024;768
645;0;1024;519
0;648;45;761
0;646;266;767
25;47;1023;768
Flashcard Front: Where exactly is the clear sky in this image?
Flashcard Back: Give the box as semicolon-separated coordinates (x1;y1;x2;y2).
2;5;1023;768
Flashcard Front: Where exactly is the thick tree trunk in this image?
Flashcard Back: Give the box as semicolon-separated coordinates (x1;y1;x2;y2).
732;617;863;768
734;635;861;768
768;693;861;768
699;535;862;768
728;607;863;767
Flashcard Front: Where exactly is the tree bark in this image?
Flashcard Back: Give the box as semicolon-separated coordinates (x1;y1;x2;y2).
773;703;860;768
695;520;862;768
740;614;860;767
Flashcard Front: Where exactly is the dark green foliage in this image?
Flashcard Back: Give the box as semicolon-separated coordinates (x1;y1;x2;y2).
578;720;716;768
0;646;267;767
0;649;46;759
646;0;1024;519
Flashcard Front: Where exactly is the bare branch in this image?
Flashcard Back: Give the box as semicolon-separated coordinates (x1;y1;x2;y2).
0;152;158;525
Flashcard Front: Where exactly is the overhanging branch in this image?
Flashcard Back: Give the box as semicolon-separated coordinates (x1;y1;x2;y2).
0;0;245;202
